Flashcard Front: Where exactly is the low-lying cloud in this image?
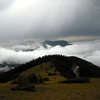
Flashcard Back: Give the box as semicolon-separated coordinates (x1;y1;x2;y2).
0;40;100;69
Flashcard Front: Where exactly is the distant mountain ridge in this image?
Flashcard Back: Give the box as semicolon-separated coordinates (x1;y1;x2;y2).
0;63;20;72
42;40;71;47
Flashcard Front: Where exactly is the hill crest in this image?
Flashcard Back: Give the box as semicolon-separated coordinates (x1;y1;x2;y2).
0;55;100;83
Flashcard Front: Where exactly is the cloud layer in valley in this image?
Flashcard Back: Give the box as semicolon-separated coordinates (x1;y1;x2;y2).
0;40;100;69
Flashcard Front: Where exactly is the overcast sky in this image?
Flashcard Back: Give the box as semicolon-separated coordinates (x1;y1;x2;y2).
0;0;100;41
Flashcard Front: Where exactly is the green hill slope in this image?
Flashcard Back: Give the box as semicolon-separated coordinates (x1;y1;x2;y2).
0;55;100;83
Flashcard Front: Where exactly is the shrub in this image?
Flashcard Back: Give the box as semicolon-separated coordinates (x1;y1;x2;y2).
58;77;90;83
48;72;56;76
28;74;38;83
13;76;29;84
11;84;35;92
12;74;39;84
42;77;50;81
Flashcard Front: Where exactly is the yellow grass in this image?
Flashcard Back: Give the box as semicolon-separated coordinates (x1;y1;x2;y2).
0;62;100;100
18;62;66;82
0;78;100;100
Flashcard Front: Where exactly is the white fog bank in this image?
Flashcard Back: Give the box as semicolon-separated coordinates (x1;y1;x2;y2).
0;40;100;67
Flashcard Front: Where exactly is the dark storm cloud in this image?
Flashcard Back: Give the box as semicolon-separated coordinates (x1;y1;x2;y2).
0;0;100;40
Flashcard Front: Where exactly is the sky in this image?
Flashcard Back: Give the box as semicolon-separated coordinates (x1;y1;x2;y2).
0;0;100;41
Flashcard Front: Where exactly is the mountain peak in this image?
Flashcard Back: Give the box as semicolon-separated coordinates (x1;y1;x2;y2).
42;40;71;47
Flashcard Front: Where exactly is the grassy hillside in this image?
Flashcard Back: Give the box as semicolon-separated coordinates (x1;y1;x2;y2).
0;78;100;100
0;55;100;100
0;55;100;83
13;61;66;84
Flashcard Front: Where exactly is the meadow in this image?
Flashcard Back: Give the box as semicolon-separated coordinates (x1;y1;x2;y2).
0;78;100;100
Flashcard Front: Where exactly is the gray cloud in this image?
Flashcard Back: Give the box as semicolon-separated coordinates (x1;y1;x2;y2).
0;0;100;40
0;40;100;67
0;0;14;10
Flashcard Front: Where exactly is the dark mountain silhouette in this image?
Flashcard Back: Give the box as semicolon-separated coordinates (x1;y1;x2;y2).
0;55;100;83
0;62;20;69
42;40;71;47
